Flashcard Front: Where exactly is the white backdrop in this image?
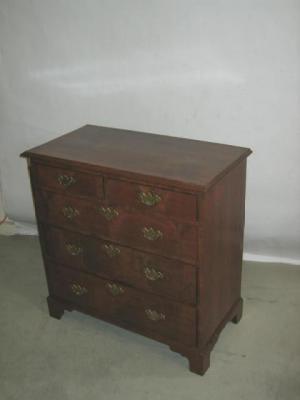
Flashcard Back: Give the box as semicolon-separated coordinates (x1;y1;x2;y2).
0;0;299;262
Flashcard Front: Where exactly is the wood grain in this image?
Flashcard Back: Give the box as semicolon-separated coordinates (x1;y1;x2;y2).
35;190;198;263
106;178;197;221
21;124;251;191
198;160;246;348
33;162;103;198
49;263;197;346
44;225;197;304
21;125;251;375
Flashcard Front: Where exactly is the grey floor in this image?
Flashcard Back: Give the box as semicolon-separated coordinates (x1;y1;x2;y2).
0;235;299;400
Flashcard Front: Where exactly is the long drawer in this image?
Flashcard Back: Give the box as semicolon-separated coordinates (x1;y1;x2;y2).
49;264;197;347
36;190;198;263
44;226;197;304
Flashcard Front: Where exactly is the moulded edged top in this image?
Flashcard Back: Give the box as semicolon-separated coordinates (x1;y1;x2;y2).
21;124;252;192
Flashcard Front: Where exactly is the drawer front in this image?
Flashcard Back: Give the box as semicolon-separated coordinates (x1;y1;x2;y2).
50;264;196;346
36;191;198;263
94;209;198;263
35;190;94;234
44;226;197;304
44;225;132;274
106;179;197;222
32;163;103;198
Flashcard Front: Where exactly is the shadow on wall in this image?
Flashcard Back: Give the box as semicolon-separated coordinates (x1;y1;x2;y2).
0;179;6;222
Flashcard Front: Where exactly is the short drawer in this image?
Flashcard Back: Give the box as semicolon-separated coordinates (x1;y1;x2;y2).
106;179;197;222
36;191;198;263
44;226;197;304
49;264;197;346
35;190;94;234
32;163;103;198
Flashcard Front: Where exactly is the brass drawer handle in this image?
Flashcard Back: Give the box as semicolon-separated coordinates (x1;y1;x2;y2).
65;243;82;256
98;206;119;221
106;282;124;296
70;283;87;296
142;227;163;241
138;191;161;206
144;266;164;281
145;308;166;322
58;174;76;187
102;244;120;258
62;206;80;220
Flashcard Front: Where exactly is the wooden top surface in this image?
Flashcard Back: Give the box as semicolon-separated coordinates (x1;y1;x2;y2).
21;124;251;191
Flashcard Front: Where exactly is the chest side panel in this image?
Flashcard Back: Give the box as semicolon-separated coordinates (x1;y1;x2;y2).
197;160;247;348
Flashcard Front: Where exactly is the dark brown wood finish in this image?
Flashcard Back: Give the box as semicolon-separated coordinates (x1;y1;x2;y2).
21;124;251;192
49;263;197;347
35;190;198;263
43;226;197;304
21;124;251;375
32;163;103;198
106;179;197;221
198;160;247;348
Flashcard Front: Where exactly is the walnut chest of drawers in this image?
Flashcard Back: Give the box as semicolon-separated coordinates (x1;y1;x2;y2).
21;124;251;375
